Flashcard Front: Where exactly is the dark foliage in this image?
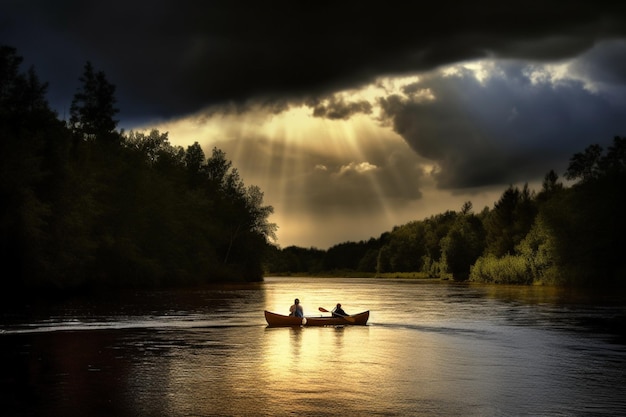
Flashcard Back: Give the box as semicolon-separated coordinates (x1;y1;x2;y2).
545;137;626;286
441;213;486;281
4;45;624;291
1;47;276;296
267;137;625;288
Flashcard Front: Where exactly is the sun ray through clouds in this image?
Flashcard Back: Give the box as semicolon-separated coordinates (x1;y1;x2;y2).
143;100;423;248
132;48;626;249
138;73;448;248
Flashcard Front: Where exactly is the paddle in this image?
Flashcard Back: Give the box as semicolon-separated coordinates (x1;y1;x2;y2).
319;307;355;322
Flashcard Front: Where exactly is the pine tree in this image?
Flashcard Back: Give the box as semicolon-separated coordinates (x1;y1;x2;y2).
69;62;119;141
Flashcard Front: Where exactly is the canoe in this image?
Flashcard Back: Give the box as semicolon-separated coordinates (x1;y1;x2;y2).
264;310;369;327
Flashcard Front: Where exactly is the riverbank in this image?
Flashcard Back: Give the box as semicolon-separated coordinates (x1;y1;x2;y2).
267;271;452;279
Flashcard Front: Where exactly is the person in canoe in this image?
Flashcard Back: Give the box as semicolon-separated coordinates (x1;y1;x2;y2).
289;298;304;317
332;303;348;317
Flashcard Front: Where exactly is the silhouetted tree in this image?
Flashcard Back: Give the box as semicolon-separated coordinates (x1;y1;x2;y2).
424;211;457;259
325;240;373;271
483;184;536;257
536;169;563;203
548;137;626;286
564;144;603;183
69;61;119;142
0;45;64;291
1;46;280;292
441;208;486;281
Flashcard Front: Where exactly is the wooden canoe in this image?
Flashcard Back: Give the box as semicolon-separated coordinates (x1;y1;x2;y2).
264;310;369;327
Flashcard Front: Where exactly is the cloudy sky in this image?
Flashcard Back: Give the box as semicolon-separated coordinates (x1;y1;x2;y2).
3;2;626;248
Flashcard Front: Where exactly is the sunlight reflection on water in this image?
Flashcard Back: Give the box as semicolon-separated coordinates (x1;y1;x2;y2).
1;278;625;416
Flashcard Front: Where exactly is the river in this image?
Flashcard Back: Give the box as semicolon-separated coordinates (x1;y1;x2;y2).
1;277;625;416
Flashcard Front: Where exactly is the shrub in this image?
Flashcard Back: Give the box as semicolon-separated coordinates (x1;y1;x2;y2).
470;255;532;284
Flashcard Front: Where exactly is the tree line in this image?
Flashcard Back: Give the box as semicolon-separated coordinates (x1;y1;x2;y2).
265;138;626;288
1;46;276;296
3;44;624;294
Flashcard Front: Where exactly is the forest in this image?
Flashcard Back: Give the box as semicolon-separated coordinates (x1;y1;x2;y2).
2;45;625;295
1;46;276;295
265;136;625;288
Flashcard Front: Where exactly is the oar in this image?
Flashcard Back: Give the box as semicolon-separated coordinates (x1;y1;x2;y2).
319;307;355;322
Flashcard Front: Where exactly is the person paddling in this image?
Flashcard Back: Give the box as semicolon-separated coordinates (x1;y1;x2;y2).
332;303;348;317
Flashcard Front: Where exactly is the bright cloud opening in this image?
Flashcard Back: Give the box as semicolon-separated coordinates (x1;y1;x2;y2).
134;43;626;248
338;162;378;175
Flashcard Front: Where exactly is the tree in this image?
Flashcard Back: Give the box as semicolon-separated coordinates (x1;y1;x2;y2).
69;61;119;141
441;210;486;281
516;214;559;284
461;201;473;215
422;211;457;262
483;184;536;257
205;147;232;184
536;170;563;203
2;46;282;292
566;137;626;183
564;144;603;183
548;137;626;286
184;141;206;187
0;46;60;291
600;136;626;176
245;185;277;242
199;147;276;280
126;129;173;165
324;240;372;271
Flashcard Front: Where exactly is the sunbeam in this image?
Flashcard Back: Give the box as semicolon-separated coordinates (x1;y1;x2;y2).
135;49;626;249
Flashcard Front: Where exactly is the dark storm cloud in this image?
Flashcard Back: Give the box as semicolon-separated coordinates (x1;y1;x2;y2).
2;1;625;123
568;39;626;86
378;55;626;189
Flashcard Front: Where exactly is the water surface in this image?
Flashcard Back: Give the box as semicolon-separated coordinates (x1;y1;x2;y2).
2;278;625;416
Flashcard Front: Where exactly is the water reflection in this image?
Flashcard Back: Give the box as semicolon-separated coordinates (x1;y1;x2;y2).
1;278;625;416
260;325;379;415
